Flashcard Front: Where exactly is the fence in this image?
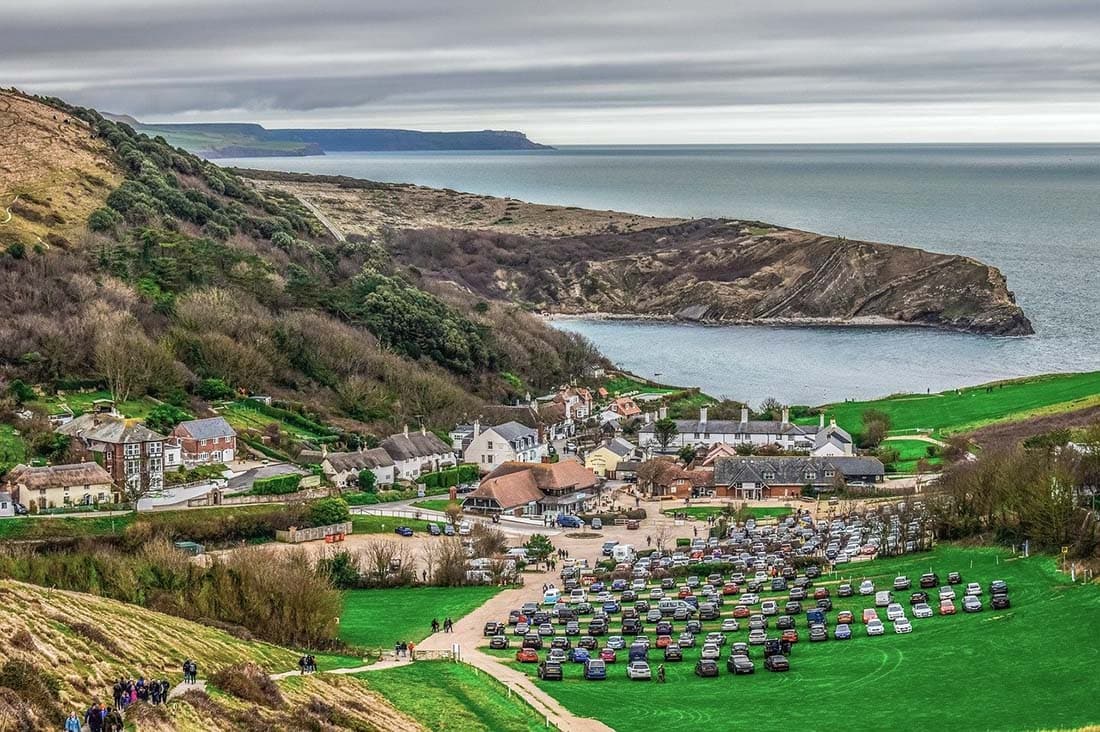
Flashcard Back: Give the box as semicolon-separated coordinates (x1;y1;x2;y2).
187;487;330;508
275;521;353;543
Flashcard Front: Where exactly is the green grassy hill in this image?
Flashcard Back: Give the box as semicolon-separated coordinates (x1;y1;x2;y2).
801;371;1100;437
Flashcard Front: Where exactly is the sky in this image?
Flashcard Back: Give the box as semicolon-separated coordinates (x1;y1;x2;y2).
3;0;1100;143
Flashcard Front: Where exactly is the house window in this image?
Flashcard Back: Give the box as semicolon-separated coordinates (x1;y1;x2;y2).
824;470;835;478
148;442;162;456
200;439;209;446
763;472;775;480
124;443;139;457
805;472;816;480
125;459;140;475
486;455;494;464
487;441;493;450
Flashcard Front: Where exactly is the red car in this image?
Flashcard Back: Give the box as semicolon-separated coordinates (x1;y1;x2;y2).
732;606;752;618
722;583;740;596
656;635;672;649
679;588;694;599
940;600;957;616
516;648;539;663
814;588;830;600
781;629;799;644
599;648;617;663
837;610;854;624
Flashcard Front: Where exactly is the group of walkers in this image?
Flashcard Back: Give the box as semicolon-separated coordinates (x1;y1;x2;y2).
393;640;416;658
69;659;199;731
181;658;199;684
112;676;171;708
68;703;123;732
297;655;318;674
430;617;455;634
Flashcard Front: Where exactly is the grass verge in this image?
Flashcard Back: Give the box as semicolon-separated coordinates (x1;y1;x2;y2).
340;586;502;649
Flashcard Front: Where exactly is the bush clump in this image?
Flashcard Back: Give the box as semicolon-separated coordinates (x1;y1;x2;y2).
210;662;284;708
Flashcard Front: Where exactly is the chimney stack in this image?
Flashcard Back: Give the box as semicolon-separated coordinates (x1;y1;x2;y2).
820;413;825;428
403;424;409;437
658;406;667;420
781;407;789;425
830;417;837;427
473;419;481;438
740;407;749;423
421;424;427;436
700;406;708;425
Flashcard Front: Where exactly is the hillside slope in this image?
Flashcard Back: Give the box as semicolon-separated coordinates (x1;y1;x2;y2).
0;90;599;443
244;171;1033;336
0;579;421;731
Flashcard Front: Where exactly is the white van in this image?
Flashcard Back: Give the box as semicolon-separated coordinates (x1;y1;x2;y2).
458;521;472;536
505;547;528;561
543;588;561;605
612;544;636;562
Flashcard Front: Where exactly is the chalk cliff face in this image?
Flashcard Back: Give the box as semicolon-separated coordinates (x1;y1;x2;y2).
244;172;1034;337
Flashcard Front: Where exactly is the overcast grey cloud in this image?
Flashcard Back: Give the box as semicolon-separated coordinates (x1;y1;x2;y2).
2;0;1099;142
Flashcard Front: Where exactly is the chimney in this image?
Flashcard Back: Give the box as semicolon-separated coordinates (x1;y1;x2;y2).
740;407;749;423
830;417;837;427
700;406;708;425
781;407;789;425
820;413;825;428
403;424;409;437
658;406;667;420
421;424;427;436
645;412;653;424
473;419;481;438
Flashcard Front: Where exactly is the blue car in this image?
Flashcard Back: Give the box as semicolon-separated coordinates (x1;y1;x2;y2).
602;601;621;614
428;524;442;536
569;647;590;663
394;526;414;537
834;623;852;640
584;658;607;680
611;579;628;592
556;514;584;529
443;524;455;536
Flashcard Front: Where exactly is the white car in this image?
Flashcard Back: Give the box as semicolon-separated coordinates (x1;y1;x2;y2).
738;594;759;606
866;619;885;636
458;521;472;536
893;617;913;634
885;603;906;621
721;618;740;632
700;643;721;660
626;661;652;680
761;600;778;616
913;603;934;619
939;586;956;601
705;632;726;646
649;588;664;600
859;580;875;595
748;629;767;645
965;582;983;596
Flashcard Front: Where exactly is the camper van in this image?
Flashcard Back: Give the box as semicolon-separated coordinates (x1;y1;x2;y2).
612;544;636;562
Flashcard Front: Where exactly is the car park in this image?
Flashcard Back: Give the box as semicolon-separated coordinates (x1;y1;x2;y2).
963;596;982;613
866;619;885;636
538;661;563;680
626;661;651;680
913;603;934;618
765;655;790;672
894;617;913;633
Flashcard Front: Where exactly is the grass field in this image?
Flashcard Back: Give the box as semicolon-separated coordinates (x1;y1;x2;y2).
503;546;1100;732
221;400;331;441
349;514;435;534
340;586;502;650
799;371;1100;437
29;389;159;419
662;506;793;520
0;423;27;466
882;438;942;473
358;662;550;732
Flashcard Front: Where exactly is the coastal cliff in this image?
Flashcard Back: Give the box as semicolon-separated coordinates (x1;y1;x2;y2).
244;173;1034;337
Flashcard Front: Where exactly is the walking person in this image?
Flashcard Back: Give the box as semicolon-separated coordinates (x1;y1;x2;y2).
65;711;81;732
657;663;666;683
103;706;124;732
85;702;105;732
431;618;440;633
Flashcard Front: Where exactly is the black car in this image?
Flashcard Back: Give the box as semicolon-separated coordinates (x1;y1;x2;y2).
771;578;788;592
550;636;571;650
747;580;764;593
816;598;833;611
621;607;639;620
785;601;803;615
990;580;1009;595
522;634;543;649
621;618;641;635
577;636;599;650
699;603;720;621
538;662;563;681
621;590;638;603
694;659;720;677
588;619;608;636
776;615;795;631
663;644;684;662
634;600;650;613
765;654;790;672
685;620;703;634
763;639;782;657
909;591;929;605
489;635;509;649
484;622;502;637
919;573;940;589
838;584;854;597
655;621;673;636
948;572;962;585
574;602;593;615
991;594;1011;610
565;621;580;636
726;655;755;674
532;611;551;625
428;523;441;536
805;565;822;578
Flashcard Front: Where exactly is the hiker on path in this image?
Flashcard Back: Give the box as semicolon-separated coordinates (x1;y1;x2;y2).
299;656;307;675
657;664;666;683
431;618;440;633
408;641;415;659
65;711;81;732
103;706;124;732
85;702;105;732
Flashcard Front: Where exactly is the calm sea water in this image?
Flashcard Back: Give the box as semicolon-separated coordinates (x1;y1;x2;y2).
220;145;1100;404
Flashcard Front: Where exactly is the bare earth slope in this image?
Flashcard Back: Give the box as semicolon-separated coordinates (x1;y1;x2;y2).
247;171;1033;335
0;90;122;252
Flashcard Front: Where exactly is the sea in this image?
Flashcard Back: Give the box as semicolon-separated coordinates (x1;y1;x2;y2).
218;144;1100;405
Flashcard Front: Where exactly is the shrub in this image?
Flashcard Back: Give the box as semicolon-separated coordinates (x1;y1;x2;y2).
308;497;349;527
210;662;284;708
0;660;64;727
250;473;301;496
197;378;236;401
357;469;376;492
144;403;191;435
88;206;122;231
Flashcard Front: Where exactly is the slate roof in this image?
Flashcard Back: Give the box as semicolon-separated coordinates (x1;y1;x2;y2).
714;456;885;485
175;417;236;440
814;424;852;449
6;462;113;490
323;448;395;472
488;421;538;443
380;431;454;461
57;414;166;444
640;419;819;438
602;437;636;458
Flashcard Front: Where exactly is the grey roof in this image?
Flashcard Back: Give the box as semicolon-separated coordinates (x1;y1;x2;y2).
616;460;642;472
814;424;852;449
176;416;236;440
604;437;636;457
714;456;884;485
640;419;819;439
380;430;454;461
324;448;395;472
488;421;538;443
57;414;166;444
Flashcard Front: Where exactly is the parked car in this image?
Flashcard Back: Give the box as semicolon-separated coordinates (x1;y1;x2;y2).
837;610;854;624
547;648;567;664
939;586;956;601
428;523;441;536
940;600;957;616
893;575;911;590
910;591;929;605
764;655;790;672
948;571;962;584
569;647;591;663
991;594;1011;609
577;636;598;650
626;661;651;680
694;659;720;677
990;579;1008;595
886;603;906;621
484;621;502;636
875;591;893;607
780;629;799;644
809;624;828;642
394;526;414;537
861;608;879;624
727;653;755;674
919;573;940;589
599;647;617;663
965;582;983;596
489;635;509;649
866;619;885;636
894;617;913;634
838;583;854;597
522;634;542;650
516;648;539;663
963;596;983;613
443;524;456;536
663;644;684;661
748;629;767;645
584;659;607;680
678;632;696;648
720;618;740;632
538;661;563;680
834;623;852;640
859;580;875;595
913;603;934;618
591;518;603;530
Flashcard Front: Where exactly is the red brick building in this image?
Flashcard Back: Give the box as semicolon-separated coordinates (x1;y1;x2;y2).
170;417;237;466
